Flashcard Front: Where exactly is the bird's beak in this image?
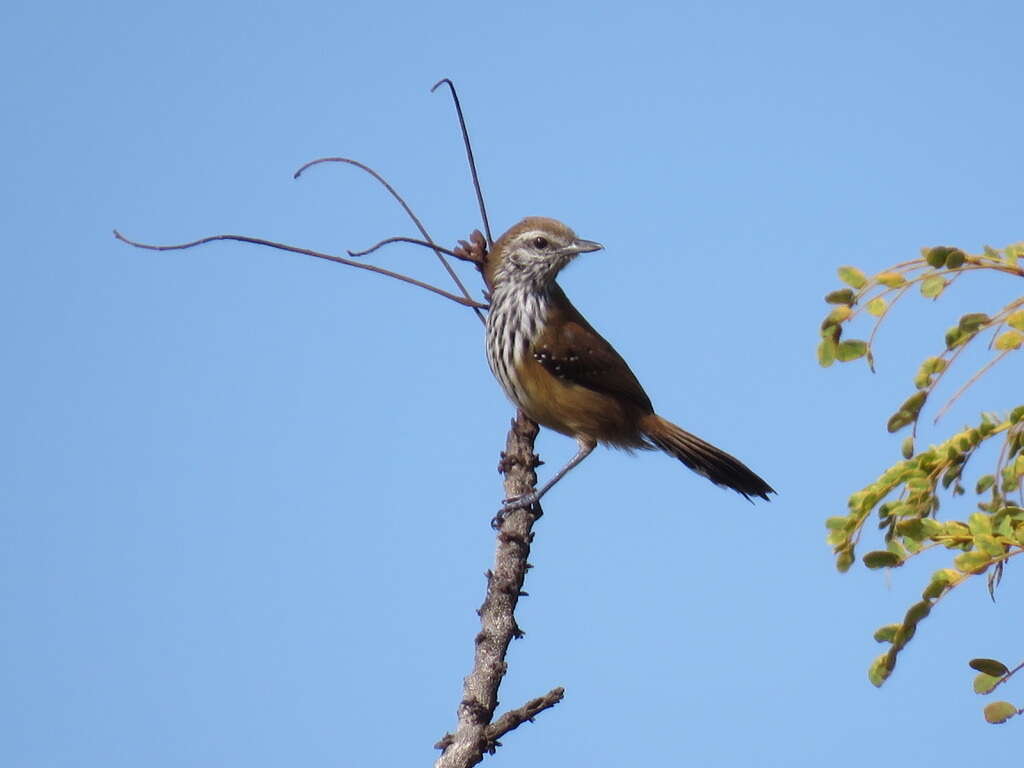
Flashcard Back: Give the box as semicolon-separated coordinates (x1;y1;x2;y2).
571;238;604;254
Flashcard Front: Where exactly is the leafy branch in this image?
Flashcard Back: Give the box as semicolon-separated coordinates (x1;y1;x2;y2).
818;241;1024;722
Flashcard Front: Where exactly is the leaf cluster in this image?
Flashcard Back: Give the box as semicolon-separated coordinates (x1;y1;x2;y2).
969;658;1024;723
818;242;1024;722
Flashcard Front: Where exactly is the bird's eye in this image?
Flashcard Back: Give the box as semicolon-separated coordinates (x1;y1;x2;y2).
533;236;549;249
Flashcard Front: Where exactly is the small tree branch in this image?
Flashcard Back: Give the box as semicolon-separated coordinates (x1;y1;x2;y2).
430;79;494;248
434;411;558;768
347;237;460;260
112;230;488;310
293;156;486;324
485;687;565;745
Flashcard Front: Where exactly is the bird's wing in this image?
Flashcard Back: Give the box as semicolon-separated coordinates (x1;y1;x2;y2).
530;284;654;413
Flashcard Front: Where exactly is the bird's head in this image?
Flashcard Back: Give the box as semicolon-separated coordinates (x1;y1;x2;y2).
485;217;603;290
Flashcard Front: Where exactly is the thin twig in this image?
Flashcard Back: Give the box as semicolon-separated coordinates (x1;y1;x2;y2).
933;350;1010;425
987;660;1024;693
431;79;494;248
112;230;488;309
865;283;912;372
347;236;460;259
293;156;486;324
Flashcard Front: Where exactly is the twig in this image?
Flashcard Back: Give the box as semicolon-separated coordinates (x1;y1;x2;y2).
293;156;486;324
986;660;1024;693
434;411;558;768
431;79;494;248
112;230;488;310
484;687;565;746
347;236;460;259
933;350;1010;424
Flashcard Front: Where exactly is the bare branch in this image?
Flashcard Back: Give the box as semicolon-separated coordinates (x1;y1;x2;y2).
293;156;485;324
434;412;554;768
431;79;494;248
485;687;565;746
347;236;460;260
112;230;488;310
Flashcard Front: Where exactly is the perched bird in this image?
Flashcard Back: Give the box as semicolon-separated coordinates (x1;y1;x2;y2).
482;216;774;508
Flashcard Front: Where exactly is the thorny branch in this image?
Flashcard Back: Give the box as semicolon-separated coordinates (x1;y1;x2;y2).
434;411;564;768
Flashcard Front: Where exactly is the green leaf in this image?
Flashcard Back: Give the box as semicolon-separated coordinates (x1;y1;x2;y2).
974;673;1000;694
954;550;992;573
1007;311;1024;332
863;550;902;568
944;521;971;537
975;534;1005;557
836;340;868;362
1011;405;1024;423
907;476;931;494
822;306;852;327
913;356;948;389
994;330;1023;351
970;658;1010;677
983;701;1018;724
945;326;964;349
825;288;856;305
921;568;953;599
873;624;900;643
946;248;966;268
868;653;893;687
925;246;951;268
817;339;836;368
904;600;931;625
968;512;993;536
976;475;996;494
921;275;947;299
887;391;928;433
901;436;914;459
958;313;991;333
876;271;906;288
865;297;887;317
895;518;925;541
835;545;855;573
837;265;868;289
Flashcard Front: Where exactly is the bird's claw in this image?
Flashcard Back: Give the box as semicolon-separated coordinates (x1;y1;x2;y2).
502;492;539;511
492;492;541;528
501;493;536;512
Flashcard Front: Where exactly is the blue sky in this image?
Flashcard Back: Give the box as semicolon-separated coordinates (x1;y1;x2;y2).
3;1;1023;765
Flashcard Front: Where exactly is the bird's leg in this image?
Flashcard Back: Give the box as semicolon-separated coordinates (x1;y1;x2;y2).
502;436;597;511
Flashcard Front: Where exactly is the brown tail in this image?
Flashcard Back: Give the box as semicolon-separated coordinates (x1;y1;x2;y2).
640;413;774;501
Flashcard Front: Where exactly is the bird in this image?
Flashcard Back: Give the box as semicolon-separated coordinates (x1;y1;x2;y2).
481;216;774;509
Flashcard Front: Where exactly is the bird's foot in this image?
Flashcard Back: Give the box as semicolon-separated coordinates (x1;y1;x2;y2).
491;491;541;528
503;491;540;510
